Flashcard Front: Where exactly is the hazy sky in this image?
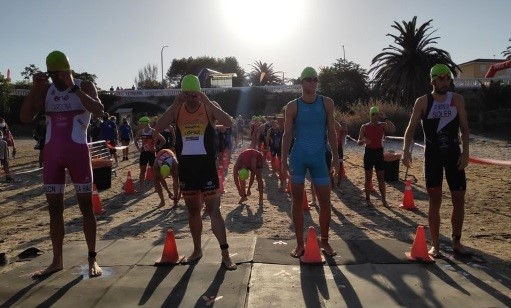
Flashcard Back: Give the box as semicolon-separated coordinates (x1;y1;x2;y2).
1;0;509;90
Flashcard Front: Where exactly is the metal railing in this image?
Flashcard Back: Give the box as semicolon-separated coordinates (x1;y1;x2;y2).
11;79;511;97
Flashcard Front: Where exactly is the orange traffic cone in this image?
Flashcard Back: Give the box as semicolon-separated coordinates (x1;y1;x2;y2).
145;166;153;181
405;225;434;263
400;180;417;210
124;171;136;194
222;151;228;170
155;229;184;265
92;184;105;214
266;150;272;161
302;189;310;211
300;226;325;264
273;156;281;171
217;165;224;194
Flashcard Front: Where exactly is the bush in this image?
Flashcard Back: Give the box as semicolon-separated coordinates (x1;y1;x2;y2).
336;99;422;139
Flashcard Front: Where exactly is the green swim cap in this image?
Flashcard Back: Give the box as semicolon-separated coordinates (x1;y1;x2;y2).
238;168;249;181
46;50;71;71
430;64;452;79
370;106;379;115
181;74;201;92
160;164;171;178
300;67;318;81
139;116;150;124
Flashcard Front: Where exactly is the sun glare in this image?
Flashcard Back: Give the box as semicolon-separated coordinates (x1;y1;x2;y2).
220;0;305;45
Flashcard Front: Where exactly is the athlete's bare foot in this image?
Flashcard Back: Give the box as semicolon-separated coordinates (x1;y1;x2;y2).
221;251;237;270
158;200;165;207
382;199;390;207
320;239;337;257
89;258;103;277
238;196;248;204
290;246;305;258
32;262;63;278
181;250;203;265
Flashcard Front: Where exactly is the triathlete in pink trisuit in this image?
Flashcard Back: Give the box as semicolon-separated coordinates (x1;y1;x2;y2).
20;51;104;278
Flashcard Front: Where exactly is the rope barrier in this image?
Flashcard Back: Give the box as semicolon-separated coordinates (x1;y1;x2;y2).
346;135;511;167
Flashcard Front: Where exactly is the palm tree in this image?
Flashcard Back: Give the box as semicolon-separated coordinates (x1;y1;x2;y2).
249;61;281;86
502;38;511;60
369;16;458;106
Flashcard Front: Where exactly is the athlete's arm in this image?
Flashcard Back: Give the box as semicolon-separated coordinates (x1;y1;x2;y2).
20;72;50;123
281;101;297;175
455;94;470;170
357;124;367;146
402;96;426;167
202;95;232;127
324;97;339;175
78;80;104;117
154;94;184;138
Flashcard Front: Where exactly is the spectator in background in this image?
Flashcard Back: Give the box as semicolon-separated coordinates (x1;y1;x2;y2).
0;130;15;182
100;112;119;163
160;124;176;152
0;118;16;159
33;115;47;168
118;117;134;161
88;116;101;142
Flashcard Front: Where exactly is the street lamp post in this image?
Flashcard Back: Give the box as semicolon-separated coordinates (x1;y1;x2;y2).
342;45;346;61
161;45;169;88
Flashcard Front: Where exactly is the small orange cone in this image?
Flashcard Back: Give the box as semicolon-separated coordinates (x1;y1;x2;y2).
155;229;184;265
222;151;228;170
124;171;136;194
405;225;434;263
92;184;105;214
302;189;310;211
145;166;153;181
266;150;272;161
300;227;325;264
273;156;281;171
400;180;417;210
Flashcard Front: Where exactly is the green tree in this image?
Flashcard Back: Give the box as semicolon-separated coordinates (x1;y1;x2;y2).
20;64;41;81
480;80;511;111
319;59;370;106
369;16;458;106
73;71;98;87
166;56;246;87
248;61;281;86
135;64;161;89
0;73;14;114
502;38;511;60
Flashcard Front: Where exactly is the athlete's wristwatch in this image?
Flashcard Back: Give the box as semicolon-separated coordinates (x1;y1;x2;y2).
69;84;80;93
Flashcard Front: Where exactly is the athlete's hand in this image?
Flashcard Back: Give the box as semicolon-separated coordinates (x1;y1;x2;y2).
32;72;49;88
402;151;412;168
457;151;469;170
58;70;74;87
331;156;339;177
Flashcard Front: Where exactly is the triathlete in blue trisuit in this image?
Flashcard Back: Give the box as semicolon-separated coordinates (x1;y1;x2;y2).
281;67;339;258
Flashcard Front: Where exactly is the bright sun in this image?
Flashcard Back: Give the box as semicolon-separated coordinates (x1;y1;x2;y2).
220;0;305;45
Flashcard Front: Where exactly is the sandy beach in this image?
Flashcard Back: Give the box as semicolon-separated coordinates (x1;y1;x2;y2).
0;135;510;275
